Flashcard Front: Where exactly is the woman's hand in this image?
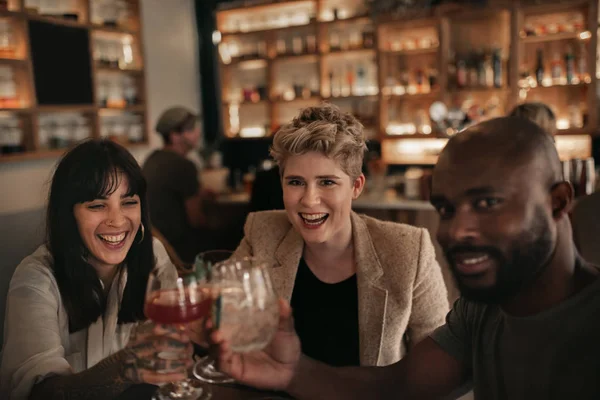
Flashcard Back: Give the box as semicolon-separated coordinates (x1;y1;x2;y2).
121;321;194;385
211;299;302;391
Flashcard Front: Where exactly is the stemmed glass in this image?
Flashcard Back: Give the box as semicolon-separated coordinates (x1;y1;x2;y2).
144;269;213;400
191;250;235;384
193;254;280;383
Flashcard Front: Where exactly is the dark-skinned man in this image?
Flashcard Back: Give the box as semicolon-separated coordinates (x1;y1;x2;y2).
211;117;600;400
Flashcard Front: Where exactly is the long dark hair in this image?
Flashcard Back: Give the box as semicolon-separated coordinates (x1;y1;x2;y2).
47;139;154;333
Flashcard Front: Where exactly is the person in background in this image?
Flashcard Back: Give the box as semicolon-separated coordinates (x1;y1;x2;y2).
142;106;213;263
0;140;192;400
212;117;600;399
226;104;449;368
508;102;557;136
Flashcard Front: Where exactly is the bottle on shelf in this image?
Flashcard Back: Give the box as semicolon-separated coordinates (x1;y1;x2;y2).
477;50;486;87
276;37;286;55
0;20;16;59
123;76;137;105
356;64;366;95
362;27;374;49
577;42;588;83
292;35;303;55
551;52;563;85
484;53;494;88
535;48;545;86
456;56;467;89
492;48;502;88
0;66;19;108
128;114;144;143
306;35;316;54
329;30;340;52
0;116;23;154
565;45;575;84
344;64;354;96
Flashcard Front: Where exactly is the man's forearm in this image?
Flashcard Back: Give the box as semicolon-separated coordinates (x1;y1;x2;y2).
286;355;396;400
29;350;135;400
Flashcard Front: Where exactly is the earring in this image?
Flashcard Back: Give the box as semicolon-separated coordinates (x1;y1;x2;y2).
137;223;145;244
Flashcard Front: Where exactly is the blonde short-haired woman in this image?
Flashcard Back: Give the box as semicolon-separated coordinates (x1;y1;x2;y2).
233;103;449;367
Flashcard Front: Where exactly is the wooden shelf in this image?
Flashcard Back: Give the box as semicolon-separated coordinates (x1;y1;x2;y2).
380;47;439;56
0;10;24;18
318;15;371;26
222;56;268;66
221;21;317;38
556;127;594;136
91;24;137;35
222;100;271;107
36;105;97;113
0;57;27;66
450;86;509;93
384;91;440;100
95;66;143;74
99;105;145;113
323;48;376;57
271;53;318;63
525;82;591;90
521;31;586;43
217;0;312;14
27;14;88;29
273;96;322;104
215;0;600;161
0;107;32;113
326;94;378;101
0;0;148;164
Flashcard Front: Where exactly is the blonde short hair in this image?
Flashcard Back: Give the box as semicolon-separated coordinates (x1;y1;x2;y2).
270;103;367;179
509;102;557;136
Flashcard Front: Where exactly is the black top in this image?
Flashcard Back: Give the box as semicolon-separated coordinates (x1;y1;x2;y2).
290;258;360;367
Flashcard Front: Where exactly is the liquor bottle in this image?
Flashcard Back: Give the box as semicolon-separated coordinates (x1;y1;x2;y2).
329;30;340;52
477;51;486;87
484;54;494;87
565;46;575;84
328;70;335;97
456;58;467;88
551;52;562;85
356;64;366;95
492;48;502;88
535;48;545;86
578;42;588;82
345;64;354;96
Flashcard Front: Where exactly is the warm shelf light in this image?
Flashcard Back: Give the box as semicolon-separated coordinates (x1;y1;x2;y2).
240;126;266;138
578;31;592;40
556;118;570;130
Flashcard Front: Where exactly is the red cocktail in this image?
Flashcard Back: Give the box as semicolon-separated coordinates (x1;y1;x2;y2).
145;288;212;325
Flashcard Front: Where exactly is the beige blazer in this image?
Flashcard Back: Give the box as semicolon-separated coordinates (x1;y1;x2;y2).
233;210;449;366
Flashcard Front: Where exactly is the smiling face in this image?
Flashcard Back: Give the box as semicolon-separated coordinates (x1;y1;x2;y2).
73;173;142;275
431;140;557;304
282;152;365;246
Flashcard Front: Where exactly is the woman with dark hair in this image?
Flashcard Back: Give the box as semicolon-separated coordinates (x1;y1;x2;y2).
0;140;193;400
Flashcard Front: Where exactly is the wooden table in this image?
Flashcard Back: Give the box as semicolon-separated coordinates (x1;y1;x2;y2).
116;382;292;399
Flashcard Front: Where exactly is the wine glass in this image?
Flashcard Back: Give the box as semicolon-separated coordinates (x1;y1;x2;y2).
144;269;213;400
193;255;280;383
191;250;235;384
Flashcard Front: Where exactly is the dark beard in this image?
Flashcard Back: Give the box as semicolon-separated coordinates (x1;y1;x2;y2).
446;207;555;304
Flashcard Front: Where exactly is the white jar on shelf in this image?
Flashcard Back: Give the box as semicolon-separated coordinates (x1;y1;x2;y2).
128;114;144;143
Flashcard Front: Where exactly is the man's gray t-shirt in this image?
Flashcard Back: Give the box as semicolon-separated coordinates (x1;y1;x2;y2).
431;278;600;399
142;150;199;251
